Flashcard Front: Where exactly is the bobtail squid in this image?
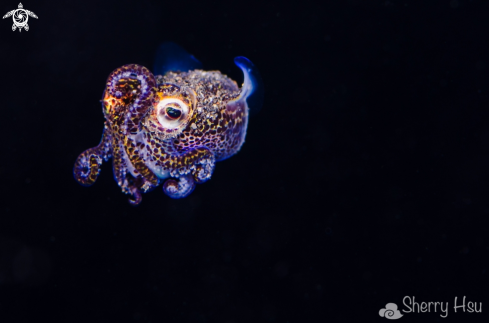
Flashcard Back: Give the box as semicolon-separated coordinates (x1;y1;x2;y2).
73;42;264;205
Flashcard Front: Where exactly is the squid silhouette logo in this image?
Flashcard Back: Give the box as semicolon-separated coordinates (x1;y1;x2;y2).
2;3;38;32
379;303;403;320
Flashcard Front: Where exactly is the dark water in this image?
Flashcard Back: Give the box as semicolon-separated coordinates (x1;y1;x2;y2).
1;0;488;322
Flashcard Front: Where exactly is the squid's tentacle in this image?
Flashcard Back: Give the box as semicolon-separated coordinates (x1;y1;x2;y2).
110;134;145;206
163;175;195;199
111;134;126;190
192;148;216;184
159;147;215;198
104;64;160;193
157;146;216;182
128;186;143;206
73;128;112;186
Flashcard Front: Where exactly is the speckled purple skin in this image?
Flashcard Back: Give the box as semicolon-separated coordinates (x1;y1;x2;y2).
74;65;250;205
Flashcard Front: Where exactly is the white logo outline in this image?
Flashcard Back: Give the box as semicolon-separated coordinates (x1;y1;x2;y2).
2;3;38;32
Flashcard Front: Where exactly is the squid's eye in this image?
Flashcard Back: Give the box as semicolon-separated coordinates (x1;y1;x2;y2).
166;107;182;119
156;98;190;129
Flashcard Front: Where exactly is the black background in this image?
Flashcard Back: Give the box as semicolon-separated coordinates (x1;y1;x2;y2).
1;0;489;322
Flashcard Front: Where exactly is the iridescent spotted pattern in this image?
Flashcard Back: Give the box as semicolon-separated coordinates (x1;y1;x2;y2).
73;43;263;205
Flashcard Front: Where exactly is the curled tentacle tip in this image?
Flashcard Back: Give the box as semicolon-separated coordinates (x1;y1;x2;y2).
194;163;214;184
73;150;102;187
128;188;142;206
163;175;195;199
